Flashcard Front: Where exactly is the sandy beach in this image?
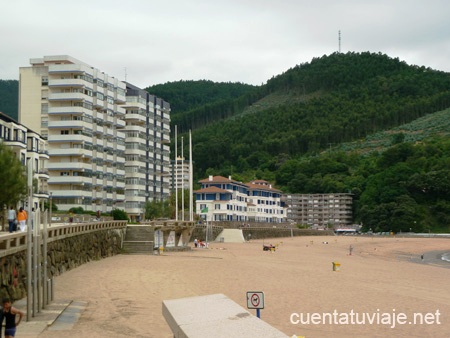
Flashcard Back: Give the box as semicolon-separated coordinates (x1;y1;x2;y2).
34;235;450;338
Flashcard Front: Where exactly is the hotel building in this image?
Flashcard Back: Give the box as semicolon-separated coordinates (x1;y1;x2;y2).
195;176;286;223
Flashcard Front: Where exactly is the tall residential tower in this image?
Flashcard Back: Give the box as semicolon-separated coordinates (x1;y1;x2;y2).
123;83;171;221
19;55;127;213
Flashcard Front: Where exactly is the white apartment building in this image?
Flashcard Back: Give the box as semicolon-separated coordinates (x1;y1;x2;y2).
19;55;126;213
195;176;285;223
284;193;353;228
122;83;171;221
0;112;49;210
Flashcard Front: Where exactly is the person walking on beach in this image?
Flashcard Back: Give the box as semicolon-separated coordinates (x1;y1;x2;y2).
17;207;27;232
7;207;16;233
2;298;24;338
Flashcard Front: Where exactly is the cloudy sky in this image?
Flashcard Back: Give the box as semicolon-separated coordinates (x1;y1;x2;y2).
1;0;449;88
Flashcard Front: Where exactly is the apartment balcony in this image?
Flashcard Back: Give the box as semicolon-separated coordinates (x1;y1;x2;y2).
161;134;170;144
48;148;88;157
104;128;114;137
115;181;125;189
48;92;93;103
115;119;126;128
38;150;50;160
93;97;104;108
48;134;91;143
126;207;143;215
3;139;26;150
115;92;126;104
48;63;91;74
125;112;146;124
50;190;93;199
47;162;93;171
34;190;50;199
103;154;113;163
49;176;92;185
48;120;91;130
48;78;85;88
36;170;50;180
48;106;92;117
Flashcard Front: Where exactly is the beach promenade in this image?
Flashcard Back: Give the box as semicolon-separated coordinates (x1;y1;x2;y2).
9;235;450;337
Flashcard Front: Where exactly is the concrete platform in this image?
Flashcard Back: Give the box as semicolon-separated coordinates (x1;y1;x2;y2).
162;293;288;338
215;229;246;243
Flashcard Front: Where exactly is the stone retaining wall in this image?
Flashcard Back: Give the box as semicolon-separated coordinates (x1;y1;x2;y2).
0;228;125;302
190;225;334;242
242;228;335;240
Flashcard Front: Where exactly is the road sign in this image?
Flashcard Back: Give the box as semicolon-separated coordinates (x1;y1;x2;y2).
246;291;264;309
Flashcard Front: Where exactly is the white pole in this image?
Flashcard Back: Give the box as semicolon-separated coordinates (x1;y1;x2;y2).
189;130;193;221
181;136;184;222
26;159;33;320
42;210;48;306
175;126;178;221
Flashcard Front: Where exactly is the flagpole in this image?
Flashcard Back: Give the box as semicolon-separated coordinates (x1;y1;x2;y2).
189;130;193;221
175;126;178;221
181;136;184;221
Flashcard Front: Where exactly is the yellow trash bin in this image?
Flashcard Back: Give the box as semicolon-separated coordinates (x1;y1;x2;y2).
332;262;341;271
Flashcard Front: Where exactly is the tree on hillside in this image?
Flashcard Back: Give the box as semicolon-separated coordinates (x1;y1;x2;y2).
0;143;27;208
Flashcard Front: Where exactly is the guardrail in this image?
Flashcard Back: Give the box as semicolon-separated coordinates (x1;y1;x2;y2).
0;220;127;258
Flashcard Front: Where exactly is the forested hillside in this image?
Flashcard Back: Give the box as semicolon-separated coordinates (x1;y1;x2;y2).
146;80;260;130
188;52;450;178
0;80;18;120
154;52;450;233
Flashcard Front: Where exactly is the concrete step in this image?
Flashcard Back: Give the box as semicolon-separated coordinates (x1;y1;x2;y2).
123;225;156;254
122;241;154;254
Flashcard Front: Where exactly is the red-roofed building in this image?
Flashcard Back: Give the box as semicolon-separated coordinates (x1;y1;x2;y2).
195;176;286;223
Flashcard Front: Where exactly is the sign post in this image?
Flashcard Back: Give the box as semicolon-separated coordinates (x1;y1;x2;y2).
246;291;264;318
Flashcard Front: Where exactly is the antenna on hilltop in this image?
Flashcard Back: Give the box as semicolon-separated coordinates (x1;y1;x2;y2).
338;30;341;53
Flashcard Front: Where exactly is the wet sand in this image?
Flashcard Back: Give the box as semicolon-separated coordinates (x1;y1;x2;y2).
37;236;450;338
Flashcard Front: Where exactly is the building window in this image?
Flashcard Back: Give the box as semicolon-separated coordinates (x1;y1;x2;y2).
41;76;48;86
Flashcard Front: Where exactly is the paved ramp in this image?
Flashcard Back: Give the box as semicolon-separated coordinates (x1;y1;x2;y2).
215;229;245;243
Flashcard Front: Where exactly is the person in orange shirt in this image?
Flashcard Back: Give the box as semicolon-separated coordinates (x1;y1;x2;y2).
17;207;27;232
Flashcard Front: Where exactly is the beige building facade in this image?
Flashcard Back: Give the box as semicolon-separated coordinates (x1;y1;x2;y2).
19;55;126;213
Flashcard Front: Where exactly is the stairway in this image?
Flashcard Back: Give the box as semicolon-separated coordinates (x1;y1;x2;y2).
122;225;155;254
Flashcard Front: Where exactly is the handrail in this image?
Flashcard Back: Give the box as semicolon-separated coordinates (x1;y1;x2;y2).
0;221;127;258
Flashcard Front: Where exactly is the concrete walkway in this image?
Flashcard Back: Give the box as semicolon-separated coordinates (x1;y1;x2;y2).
12;299;86;337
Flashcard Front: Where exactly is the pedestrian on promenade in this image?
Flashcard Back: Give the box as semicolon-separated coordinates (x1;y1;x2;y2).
2;298;24;338
31;208;36;230
17;207;27;232
7;207;16;233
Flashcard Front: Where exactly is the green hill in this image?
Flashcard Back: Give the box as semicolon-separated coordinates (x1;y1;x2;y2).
186;52;450;178
0;80;19;120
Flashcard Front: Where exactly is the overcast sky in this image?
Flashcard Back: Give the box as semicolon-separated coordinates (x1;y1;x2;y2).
1;0;449;88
